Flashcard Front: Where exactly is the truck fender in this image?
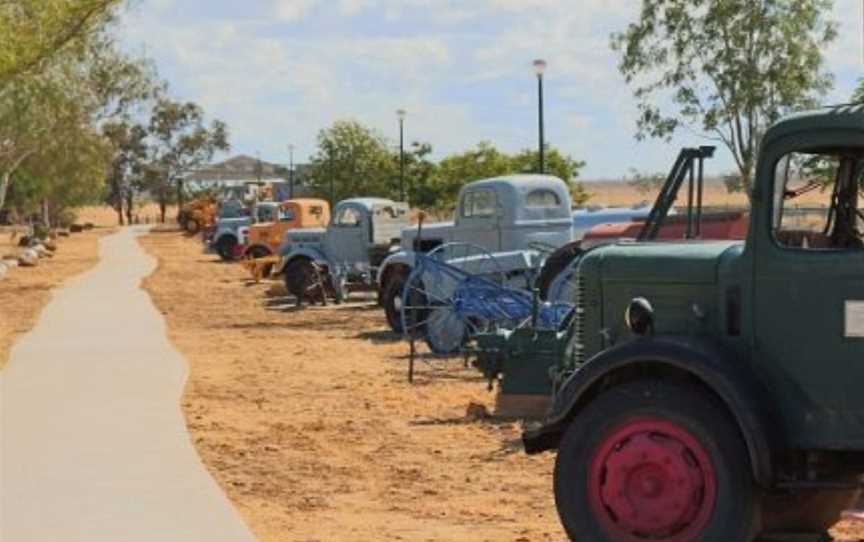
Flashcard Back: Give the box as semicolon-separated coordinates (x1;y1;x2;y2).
273;247;327;275
377;250;416;287
523;335;779;487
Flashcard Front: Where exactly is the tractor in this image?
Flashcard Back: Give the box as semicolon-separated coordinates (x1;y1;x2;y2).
520;105;864;541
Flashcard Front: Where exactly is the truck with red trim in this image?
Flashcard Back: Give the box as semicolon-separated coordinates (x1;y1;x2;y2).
520;106;864;540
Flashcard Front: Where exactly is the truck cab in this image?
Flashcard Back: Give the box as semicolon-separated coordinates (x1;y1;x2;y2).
523;106;864;541
378;175;574;331
242;199;330;258
277;198;410;304
209;201;280;261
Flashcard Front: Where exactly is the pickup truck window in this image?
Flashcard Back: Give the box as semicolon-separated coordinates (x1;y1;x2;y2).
258;206;276;222
526;189;561;208
462;189;496;218
336;207;362;227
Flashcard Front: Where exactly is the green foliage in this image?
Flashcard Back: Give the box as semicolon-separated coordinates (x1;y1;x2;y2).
306;120;399;203
146;98;231;216
612;0;836;194
0;0;120;84
307;121;589;211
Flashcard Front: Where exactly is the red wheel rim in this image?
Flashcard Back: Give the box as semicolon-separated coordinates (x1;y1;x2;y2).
588;417;717;542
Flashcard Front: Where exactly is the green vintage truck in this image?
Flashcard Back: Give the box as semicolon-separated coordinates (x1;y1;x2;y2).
522;105;864;541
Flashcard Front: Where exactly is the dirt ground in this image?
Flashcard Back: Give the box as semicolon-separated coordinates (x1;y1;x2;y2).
139;230;562;542
0;228;108;369
138;230;864;542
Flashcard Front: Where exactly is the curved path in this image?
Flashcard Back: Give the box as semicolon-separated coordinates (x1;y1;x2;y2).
0;227;256;542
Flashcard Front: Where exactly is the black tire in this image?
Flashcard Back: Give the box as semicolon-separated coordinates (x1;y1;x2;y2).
216;235;238;261
383;272;408;333
553;379;759;542
185;218;201;235
537;241;583;300
283;258;320;304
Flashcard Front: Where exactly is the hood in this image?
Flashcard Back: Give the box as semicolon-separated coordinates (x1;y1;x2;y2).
400;221;455;244
286;227;326;244
217;216;252;227
592;241;743;285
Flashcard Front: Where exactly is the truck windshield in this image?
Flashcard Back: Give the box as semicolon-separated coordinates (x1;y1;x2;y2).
773;150;864;250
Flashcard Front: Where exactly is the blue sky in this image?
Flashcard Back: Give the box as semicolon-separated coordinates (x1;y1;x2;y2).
116;0;863;180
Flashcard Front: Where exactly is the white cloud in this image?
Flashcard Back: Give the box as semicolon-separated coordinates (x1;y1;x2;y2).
273;0;320;22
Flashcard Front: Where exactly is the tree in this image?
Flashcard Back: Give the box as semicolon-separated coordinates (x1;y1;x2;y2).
0;12;158;216
425;142;589;211
612;0;836;195
306;120;398;204
511;148;590;204
0;0;121;84
103;121;148;225
147;98;230;222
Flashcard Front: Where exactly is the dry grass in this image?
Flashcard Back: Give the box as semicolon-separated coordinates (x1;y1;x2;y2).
581;179;828;208
74;203;176;228
0;228;110;369
139;231;563;542
138;231;864;541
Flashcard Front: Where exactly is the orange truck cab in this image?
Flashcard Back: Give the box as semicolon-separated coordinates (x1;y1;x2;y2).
242;199;331;258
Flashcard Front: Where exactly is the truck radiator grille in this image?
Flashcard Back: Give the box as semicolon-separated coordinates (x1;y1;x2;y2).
572;273;586;365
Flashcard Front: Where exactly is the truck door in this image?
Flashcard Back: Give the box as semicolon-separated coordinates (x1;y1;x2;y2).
325;204;368;266
457;188;501;251
753;151;864;438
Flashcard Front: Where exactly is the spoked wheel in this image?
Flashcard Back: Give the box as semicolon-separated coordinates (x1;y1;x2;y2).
400;243;504;355
554;379;759;542
283;258;326;306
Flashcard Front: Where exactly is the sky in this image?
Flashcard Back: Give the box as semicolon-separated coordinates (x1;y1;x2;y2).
116;0;864;180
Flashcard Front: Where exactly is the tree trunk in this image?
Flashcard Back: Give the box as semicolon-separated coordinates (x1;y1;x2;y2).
125;191;134;225
41;199;51;229
176;179;185;218
0;170;11;211
158;187;167;224
116;202;125;226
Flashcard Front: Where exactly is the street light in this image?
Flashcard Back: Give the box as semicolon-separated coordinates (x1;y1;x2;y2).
287;144;295;199
533;59;547;174
397;109;407;202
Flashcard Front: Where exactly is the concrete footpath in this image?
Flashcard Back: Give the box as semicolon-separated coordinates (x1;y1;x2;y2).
0;227;256;542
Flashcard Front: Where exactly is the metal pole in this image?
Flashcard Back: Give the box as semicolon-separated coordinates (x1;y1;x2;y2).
538;73;545;174
288;145;295;199
399;117;406;202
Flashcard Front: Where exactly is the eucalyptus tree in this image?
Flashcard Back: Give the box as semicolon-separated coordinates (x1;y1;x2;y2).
0;0;120;84
612;0;837;194
146;99;230;222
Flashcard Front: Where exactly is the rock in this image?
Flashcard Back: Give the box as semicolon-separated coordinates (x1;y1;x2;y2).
83;222;95;230
43;241;58;252
0;262;7;279
55;229;70;237
3;258;19;268
70;224;84;233
19;249;39;267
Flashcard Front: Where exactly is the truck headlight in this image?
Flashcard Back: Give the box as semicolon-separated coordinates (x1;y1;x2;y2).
626;297;654;336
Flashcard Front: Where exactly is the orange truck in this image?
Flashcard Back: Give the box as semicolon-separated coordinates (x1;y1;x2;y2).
241;198;331;279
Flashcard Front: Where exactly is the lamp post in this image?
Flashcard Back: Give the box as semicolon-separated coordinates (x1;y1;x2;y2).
533;59;547;174
397;109;407;202
287;144;295;199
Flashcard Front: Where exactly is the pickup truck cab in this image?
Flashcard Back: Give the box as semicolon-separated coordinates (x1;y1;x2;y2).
378;175;574;330
242;199;331;259
275;198;410;304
